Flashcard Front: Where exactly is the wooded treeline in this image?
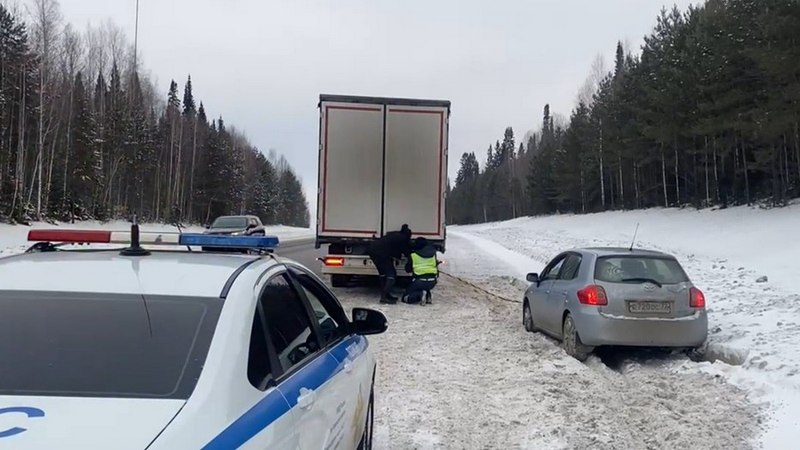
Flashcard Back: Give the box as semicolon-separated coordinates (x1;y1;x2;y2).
448;0;800;224
0;1;309;226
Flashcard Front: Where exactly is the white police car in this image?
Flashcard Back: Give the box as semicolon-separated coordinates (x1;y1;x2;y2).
0;225;387;449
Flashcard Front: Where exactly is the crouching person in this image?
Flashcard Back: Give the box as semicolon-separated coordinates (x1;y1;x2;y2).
403;237;440;305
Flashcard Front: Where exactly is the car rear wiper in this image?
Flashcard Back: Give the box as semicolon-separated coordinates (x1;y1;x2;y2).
621;277;663;288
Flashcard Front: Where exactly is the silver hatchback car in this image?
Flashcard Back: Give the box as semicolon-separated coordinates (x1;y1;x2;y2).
522;248;708;361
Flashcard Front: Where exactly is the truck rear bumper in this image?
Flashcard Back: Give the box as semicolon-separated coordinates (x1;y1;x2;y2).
321;255;411;277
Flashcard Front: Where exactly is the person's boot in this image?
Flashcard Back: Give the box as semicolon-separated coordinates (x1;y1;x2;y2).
425;291;432;304
380;277;398;304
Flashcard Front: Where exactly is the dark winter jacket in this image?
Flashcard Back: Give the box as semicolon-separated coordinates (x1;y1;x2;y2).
368;230;412;260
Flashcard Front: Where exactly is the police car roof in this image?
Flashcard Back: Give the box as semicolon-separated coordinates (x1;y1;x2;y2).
0;250;274;297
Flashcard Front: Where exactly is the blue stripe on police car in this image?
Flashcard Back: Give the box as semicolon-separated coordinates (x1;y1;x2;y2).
203;335;368;449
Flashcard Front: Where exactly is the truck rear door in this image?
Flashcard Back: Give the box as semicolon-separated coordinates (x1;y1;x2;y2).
317;102;385;240
383;104;448;242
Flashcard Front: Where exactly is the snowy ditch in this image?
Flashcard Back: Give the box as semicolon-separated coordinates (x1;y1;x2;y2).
447;205;800;447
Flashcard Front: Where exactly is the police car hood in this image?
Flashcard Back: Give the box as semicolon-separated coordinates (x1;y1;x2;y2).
0;396;184;449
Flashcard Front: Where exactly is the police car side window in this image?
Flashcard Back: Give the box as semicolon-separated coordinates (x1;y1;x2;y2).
260;274;319;375
290;269;347;347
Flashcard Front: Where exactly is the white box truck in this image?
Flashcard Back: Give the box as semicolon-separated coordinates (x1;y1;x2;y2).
315;94;450;286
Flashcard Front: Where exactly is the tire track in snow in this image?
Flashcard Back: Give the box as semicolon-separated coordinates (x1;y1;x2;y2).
334;276;763;449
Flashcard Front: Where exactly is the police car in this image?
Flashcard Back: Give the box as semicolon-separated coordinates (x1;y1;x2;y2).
0;224;387;449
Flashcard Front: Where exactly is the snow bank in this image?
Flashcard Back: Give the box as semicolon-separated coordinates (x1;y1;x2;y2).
449;203;800;448
0;220;313;257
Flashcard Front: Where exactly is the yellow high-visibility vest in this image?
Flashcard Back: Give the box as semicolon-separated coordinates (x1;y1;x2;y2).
411;253;438;276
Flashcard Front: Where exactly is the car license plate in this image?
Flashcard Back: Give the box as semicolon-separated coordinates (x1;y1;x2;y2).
628;301;671;314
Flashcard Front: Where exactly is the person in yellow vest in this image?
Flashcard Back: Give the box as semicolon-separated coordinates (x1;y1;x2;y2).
402;237;440;305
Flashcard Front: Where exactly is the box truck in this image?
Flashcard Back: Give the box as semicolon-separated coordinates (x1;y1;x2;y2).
315;94;450;286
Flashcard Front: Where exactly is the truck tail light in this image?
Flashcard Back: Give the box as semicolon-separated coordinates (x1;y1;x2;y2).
324;257;345;267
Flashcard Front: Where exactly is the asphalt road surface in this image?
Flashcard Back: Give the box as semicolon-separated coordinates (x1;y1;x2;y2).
275;237;325;277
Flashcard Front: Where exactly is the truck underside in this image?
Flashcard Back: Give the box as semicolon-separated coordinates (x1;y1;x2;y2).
318;238;445;287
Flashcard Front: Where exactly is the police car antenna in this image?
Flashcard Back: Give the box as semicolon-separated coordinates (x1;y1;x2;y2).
629;223;640;252
120;215;151;256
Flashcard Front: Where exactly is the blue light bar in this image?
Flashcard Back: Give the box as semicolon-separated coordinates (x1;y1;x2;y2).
178;234;280;249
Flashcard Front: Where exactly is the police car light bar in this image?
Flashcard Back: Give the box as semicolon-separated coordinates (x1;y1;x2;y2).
178;233;280;249
27;229;280;250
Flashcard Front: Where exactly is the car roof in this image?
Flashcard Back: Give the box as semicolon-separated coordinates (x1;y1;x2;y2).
0;250;277;297
573;247;674;258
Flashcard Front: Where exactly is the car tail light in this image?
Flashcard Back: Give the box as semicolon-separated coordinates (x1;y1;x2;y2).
690;287;705;308
577;285;608;306
324;257;345;267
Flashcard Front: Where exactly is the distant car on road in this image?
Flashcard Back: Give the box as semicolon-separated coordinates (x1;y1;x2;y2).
205;215;266;236
522;247;708;361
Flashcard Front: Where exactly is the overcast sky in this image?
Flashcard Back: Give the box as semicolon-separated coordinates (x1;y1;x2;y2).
56;0;697;218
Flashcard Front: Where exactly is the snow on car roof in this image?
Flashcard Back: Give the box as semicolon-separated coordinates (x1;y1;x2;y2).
0;250;268;297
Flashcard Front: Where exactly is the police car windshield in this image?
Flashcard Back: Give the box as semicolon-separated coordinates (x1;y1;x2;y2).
0;291;222;399
211;216;248;229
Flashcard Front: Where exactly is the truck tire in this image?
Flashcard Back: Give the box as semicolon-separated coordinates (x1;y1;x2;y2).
331;275;351;288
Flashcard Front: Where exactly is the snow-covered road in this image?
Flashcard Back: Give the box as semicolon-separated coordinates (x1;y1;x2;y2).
336;275;760;449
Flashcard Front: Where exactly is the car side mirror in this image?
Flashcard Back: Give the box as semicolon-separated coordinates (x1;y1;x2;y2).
526;273;539;284
204;224;210;229
247;223;256;229
351;307;387;336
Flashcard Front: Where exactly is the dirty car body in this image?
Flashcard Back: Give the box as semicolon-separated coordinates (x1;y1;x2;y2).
523;248;708;360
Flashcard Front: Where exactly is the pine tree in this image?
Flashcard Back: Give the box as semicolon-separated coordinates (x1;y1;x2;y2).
182;75;195;115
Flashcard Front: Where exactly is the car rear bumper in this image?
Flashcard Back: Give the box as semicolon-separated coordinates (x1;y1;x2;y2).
574;309;708;348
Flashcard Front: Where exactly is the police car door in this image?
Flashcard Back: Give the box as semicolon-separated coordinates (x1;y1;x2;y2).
259;270;347;450
288;266;372;450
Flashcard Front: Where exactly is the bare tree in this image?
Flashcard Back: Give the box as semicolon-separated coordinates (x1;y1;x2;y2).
29;0;62;218
576;53;607;108
58;24;83;210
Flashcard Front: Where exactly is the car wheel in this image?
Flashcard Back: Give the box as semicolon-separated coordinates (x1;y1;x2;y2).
562;314;592;362
523;300;537;332
357;385;375;450
331;274;351;288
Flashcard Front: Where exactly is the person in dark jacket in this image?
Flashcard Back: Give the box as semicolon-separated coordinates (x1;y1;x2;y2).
368;224;412;304
402;237;440;305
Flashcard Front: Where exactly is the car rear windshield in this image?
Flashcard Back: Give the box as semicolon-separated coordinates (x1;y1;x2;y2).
594;256;689;285
0;291;222;399
211;216;247;229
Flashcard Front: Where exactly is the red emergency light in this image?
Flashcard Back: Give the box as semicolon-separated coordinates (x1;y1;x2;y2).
27;229;112;243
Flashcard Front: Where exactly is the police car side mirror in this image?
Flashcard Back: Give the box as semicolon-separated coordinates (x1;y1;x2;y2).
351;308;387;336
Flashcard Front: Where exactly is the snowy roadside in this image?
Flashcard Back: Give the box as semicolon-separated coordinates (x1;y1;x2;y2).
0;220;314;257
335;275;760;449
447;204;800;448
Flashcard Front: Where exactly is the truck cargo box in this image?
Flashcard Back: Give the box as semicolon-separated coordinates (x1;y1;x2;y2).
316;95;450;282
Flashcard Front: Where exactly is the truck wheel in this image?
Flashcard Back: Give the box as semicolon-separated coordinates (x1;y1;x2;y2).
331;275;350;288
562;314;592;362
